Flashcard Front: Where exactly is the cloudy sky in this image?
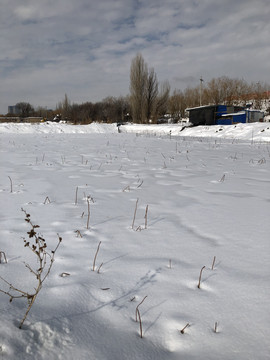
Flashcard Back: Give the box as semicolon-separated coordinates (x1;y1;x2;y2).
0;0;269;114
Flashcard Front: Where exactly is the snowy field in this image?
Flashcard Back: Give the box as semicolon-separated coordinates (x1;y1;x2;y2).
0;122;269;359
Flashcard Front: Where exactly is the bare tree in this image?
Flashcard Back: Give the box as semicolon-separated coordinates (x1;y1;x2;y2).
129;53;148;123
169;89;187;119
145;67;159;122
204;76;249;105
154;81;170;121
56;93;71;120
249;81;270;109
15;102;34;119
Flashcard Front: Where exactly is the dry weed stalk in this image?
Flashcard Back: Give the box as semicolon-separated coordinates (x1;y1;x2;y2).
144;205;149;229
137;308;143;338
75;230;83;238
135;296;147;339
0;251;7;264
75;186;78;205
43;196;51;204
92;241;101;271
8;176;13;193
97;262;103;274
86;196;91;229
211;256;216;270
180;323;190;334
0;209;62;329
135;296;147;322
132;198;139;229
214;321;218;333
220;174;225;182
122;185;130;192
197;266;206;289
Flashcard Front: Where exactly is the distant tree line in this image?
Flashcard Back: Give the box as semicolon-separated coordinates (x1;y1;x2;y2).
5;53;269;123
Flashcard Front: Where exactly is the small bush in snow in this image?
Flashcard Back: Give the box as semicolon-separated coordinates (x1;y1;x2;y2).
0;209;62;329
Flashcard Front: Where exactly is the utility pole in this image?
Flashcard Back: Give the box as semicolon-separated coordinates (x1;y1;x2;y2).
200;76;204;106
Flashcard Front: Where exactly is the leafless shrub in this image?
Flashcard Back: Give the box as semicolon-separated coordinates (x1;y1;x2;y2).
0;209;62;329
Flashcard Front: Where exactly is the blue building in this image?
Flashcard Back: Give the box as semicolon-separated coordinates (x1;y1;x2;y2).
187;105;264;126
219;109;264;125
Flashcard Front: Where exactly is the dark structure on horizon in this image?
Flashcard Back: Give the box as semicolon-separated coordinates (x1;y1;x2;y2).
186;105;244;126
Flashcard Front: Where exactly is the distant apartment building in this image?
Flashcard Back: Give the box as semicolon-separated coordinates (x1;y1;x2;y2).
8;105;20;115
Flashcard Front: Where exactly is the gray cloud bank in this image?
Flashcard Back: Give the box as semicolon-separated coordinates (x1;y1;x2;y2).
0;0;269;114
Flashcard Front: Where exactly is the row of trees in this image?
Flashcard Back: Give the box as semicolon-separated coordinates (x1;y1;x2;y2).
5;53;269;123
129;53;269;122
168;76;270;119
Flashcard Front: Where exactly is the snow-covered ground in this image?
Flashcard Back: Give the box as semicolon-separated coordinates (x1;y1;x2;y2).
0;122;269;359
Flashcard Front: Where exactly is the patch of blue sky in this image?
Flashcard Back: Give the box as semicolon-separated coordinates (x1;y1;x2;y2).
176;22;207;31
21;18;40;26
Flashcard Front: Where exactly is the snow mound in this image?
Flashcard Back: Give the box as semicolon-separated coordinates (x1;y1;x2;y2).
0;121;270;142
0;122;118;134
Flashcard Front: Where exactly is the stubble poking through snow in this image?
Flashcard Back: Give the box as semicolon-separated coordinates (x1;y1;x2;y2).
0;122;269;360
